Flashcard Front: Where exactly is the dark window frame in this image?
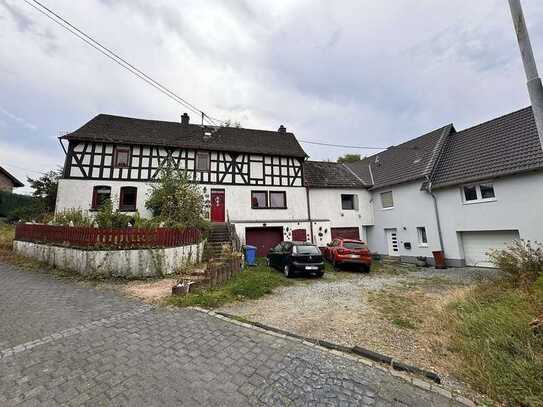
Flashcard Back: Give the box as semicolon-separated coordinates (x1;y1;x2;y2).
251;190;268;209
91;185;111;210
251;190;287;209
119;186;138;212
269;191;287;209
114;146;130;168
195;152;210;171
341;194;355;210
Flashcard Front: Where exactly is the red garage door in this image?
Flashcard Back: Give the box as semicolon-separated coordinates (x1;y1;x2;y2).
246;227;284;257
331;227;360;240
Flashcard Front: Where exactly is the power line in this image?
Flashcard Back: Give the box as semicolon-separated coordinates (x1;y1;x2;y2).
23;0;224;127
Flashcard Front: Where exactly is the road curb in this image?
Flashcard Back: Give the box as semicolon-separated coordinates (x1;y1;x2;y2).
189;307;476;407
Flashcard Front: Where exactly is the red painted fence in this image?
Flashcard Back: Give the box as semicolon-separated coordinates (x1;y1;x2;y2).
14;224;202;249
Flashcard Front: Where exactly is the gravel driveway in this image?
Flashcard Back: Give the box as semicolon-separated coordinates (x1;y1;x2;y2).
219;265;501;396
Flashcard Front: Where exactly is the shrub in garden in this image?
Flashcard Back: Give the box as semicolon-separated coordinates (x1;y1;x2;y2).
52;209;95;227
488;239;543;286
146;165;210;231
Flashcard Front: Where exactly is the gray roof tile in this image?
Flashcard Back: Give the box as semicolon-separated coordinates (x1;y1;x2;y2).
303;161;367;188
346;124;453;189
62;114;308;158
431;107;543;188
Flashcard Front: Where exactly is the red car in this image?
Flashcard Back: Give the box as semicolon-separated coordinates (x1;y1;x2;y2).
324;238;372;272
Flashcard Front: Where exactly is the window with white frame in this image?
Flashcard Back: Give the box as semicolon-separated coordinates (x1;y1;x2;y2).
462;182;495;203
417;227;428;246
195;152;210;171
380;191;394;209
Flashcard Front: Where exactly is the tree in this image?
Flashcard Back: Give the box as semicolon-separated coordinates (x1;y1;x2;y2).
27;168;63;212
145;165;209;230
337;154;361;163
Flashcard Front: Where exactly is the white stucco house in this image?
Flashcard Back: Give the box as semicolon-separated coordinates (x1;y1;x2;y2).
56;106;543;266
345;106;543;267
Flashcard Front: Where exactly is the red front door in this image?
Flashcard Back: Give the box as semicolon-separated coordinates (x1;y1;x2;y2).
210;190;225;222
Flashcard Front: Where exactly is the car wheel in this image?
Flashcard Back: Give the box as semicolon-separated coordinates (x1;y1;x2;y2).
361;264;370;273
283;265;292;278
316;271;324;278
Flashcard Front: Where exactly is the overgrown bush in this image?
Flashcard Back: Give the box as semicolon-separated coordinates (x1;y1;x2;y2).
94;199;133;228
488;239;543;286
448;278;543;406
146;165;210;231
52;209;95;227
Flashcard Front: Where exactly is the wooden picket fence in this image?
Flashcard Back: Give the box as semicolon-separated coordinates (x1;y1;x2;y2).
14;224;202;249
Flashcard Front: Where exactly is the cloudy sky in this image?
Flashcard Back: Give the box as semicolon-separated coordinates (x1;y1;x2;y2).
1;0;543;193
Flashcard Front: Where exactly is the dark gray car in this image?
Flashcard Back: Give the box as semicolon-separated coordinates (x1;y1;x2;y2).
266;241;324;278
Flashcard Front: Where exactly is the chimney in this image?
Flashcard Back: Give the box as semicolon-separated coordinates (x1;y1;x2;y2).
509;0;543;148
278;125;286;133
181;113;190;126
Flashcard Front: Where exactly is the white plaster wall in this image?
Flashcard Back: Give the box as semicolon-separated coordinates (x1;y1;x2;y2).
435;171;543;260
14;240;204;278
56;179;154;217
308;188;372;242
368;181;440;258
234;221;312;245
56;179;308;223
206;184;308;222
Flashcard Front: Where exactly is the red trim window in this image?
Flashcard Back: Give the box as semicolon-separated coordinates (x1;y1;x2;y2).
114;147;130;168
92;185;111;210
119;186;137;211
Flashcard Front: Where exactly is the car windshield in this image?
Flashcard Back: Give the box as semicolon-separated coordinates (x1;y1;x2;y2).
343;242;367;250
293;245;321;255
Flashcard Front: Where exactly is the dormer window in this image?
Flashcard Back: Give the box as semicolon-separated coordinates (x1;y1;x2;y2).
114;147;130;168
196;152;210;171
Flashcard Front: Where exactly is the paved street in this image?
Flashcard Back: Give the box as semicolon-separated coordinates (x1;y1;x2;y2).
0;262;462;406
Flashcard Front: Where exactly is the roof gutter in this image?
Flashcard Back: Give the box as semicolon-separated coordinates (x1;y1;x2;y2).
424;175;445;255
509;0;543;149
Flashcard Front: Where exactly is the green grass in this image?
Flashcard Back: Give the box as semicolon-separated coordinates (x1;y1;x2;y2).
367;290;422;330
166;258;292;308
447;276;543;406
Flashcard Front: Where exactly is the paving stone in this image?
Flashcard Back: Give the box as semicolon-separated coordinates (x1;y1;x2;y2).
0;262;465;406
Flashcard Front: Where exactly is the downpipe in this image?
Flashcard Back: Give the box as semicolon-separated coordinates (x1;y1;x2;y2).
425;176;445;262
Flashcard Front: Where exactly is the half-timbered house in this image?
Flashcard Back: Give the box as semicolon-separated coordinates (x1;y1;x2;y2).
57;113;311;255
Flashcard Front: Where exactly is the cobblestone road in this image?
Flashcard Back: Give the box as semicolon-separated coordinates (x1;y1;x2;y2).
0;262;463;406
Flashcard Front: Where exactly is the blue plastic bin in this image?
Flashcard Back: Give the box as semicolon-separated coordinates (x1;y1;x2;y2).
244;245;257;266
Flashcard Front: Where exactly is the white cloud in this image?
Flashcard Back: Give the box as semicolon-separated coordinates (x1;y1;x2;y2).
0;0;543;166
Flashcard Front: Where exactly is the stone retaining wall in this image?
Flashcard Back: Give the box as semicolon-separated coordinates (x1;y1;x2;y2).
13;240;204;278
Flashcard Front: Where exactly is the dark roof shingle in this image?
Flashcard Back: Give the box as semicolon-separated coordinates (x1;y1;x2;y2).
303;161;367;188
62;114;308;158
346;124;453;189
0;166;24;187
431;107;543;188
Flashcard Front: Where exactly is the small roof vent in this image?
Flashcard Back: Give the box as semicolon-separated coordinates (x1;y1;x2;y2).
278;125;286;133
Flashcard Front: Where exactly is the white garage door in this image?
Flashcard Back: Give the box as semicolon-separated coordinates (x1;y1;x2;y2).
461;230;520;267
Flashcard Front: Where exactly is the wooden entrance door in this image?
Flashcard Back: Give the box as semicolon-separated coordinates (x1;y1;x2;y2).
210;190;225;222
